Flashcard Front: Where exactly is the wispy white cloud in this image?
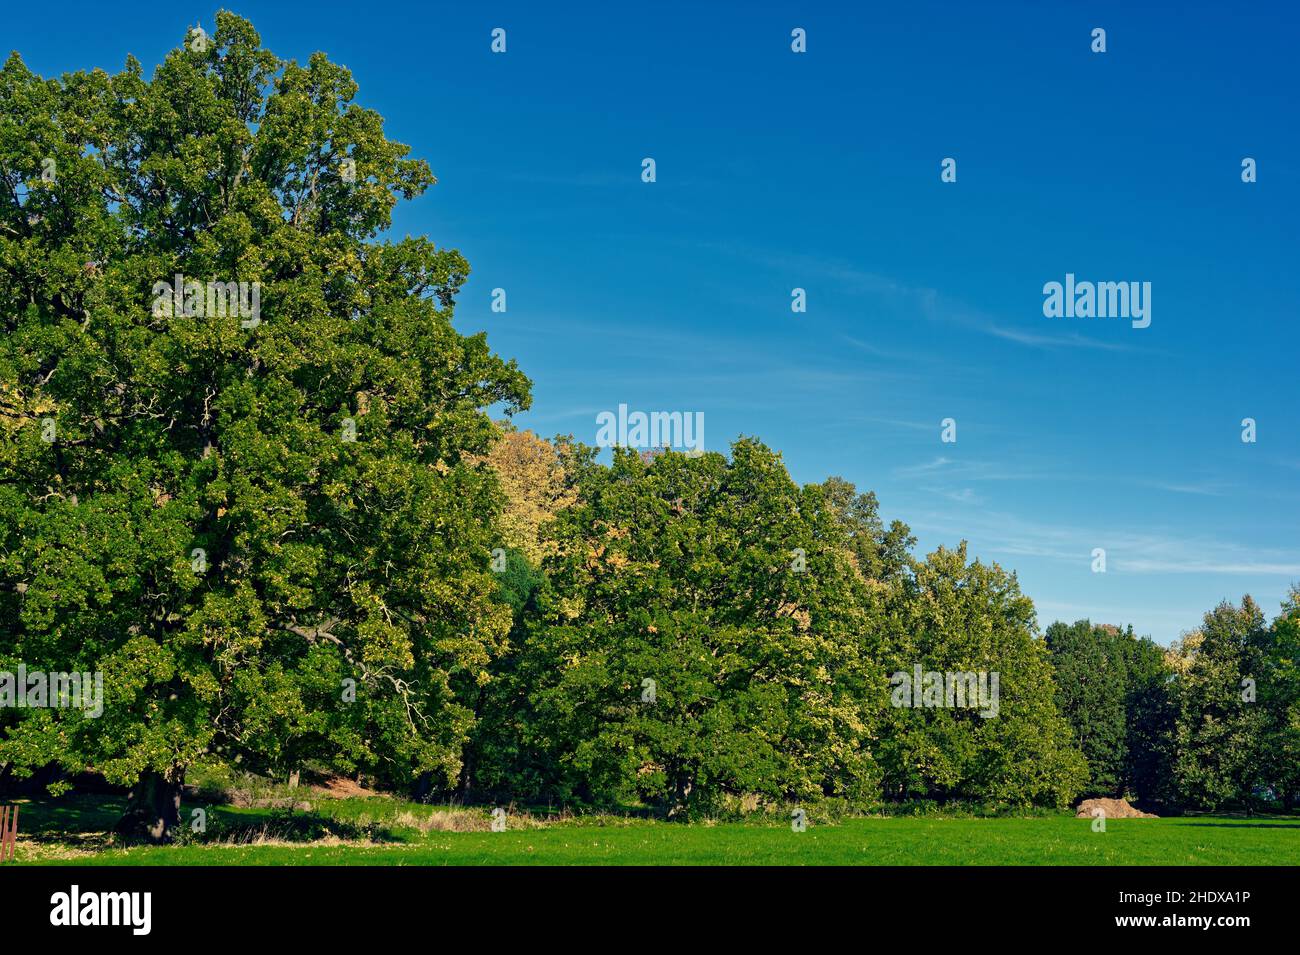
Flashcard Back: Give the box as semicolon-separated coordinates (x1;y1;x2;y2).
517;406;606;425
985;325;1136;352
1140;479;1231;497
908;507;1300;577
892;456;1049;482
689;240;1154;354
839;335;938;364
894;456;953;477
922;486;983;505
846;414;936;432
1121;558;1300;575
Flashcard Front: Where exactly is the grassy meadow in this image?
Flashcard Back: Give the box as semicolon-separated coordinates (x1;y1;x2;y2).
7;789;1298;866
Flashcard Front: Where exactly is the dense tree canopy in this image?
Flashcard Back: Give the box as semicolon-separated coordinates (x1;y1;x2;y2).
1046;621;1137;796
478;441;885;816
1043;596;1300;814
468;446;1091;815
1260;590;1300;810
879;546;1086;808
1167;598;1271;811
0;13;528;838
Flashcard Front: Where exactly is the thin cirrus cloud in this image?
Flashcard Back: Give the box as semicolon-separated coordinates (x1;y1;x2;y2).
894;456;954;477
984;324;1138;352
1140;479;1231;497
922;486;984;505
892;456;1048;482
692;240;1150;354
909;508;1300;578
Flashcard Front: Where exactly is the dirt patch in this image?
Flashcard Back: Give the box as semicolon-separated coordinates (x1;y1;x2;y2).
1076;797;1157;819
220;789;312;811
310;776;382;800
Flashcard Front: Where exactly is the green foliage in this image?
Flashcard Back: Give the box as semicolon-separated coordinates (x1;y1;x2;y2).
1260;588;1300;809
492;547;544;618
475;444;1087;815
486;440;884;817
817;475;914;584
878;546;1087;808
1046;621;1137;796
1169;598;1270;811
1119;634;1178;810
1046;598;1298;815
0;14;529;824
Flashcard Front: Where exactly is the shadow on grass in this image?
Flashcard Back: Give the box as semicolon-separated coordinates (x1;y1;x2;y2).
1183;822;1300;829
12;793;409;848
8;793;122;848
198;804;405;844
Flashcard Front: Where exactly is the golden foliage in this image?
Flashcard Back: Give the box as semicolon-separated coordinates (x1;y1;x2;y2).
480;427;577;564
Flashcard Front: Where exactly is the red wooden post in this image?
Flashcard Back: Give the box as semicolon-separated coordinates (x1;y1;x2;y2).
0;804;16;862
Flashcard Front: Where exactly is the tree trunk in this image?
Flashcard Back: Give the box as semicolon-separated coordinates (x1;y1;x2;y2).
115;768;184;844
668;774;693;818
412;771;435;804
457;755;475;802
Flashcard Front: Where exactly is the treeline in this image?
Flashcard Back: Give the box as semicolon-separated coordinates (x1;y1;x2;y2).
458;430;1300;817
1046;604;1300;813
465;433;1088;814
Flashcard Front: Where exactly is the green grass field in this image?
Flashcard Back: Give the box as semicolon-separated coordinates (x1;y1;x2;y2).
8;792;1299;865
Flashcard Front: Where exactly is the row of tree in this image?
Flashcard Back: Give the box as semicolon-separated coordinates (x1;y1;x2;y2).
1046;599;1300;813
1;15;1294;840
472;429;1300;817
470;434;1088;814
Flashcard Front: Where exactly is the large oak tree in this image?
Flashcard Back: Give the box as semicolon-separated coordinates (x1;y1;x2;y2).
0;13;528;840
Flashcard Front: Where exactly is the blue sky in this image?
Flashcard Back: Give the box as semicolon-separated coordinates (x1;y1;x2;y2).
9;2;1298;643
